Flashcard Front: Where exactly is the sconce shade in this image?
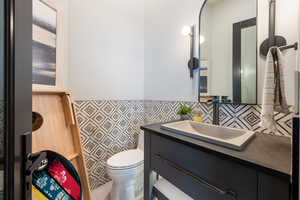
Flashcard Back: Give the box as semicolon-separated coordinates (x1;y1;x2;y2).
200;35;205;44
182;26;192;36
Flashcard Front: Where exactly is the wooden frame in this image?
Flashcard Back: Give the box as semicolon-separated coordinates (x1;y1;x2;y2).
32;0;58;89
32;90;91;199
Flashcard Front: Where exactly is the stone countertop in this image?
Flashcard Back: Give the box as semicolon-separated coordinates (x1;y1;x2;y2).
141;122;291;179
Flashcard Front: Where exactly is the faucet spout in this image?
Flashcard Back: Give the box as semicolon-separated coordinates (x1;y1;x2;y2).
212;102;220;125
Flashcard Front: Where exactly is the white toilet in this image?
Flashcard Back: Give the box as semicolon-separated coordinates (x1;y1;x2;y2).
106;133;144;200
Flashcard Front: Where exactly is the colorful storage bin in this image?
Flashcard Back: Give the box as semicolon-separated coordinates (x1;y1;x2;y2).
32;151;82;200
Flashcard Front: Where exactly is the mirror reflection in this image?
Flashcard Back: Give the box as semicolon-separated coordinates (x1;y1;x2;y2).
199;0;257;104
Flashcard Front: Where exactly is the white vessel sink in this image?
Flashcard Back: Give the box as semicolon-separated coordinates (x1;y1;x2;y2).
160;120;255;151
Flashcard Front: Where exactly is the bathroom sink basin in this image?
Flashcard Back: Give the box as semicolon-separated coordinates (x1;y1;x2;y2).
160;121;255;151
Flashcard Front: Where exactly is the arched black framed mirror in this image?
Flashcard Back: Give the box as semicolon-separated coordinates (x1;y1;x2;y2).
198;0;257;104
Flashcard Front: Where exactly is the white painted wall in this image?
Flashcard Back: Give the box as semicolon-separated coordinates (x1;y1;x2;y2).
66;0;298;103
68;0;145;100
144;0;202;101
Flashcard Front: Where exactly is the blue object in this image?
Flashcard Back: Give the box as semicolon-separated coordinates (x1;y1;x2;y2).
212;99;220;103
33;170;72;200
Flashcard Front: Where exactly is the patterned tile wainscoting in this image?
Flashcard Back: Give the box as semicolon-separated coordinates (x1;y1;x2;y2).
75;100;293;189
75;100;145;189
144;101;292;137
219;104;293;137
144;100;213;124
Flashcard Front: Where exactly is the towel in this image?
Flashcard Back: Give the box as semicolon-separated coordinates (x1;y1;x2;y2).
32;185;49;200
153;177;193;200
260;47;289;132
48;159;81;200
33;171;73;200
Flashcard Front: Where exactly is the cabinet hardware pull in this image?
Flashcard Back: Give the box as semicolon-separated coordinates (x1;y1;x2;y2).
154;154;237;199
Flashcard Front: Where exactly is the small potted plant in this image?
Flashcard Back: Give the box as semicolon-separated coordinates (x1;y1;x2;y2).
177;104;192;120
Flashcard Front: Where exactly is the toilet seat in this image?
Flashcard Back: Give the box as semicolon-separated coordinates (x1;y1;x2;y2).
107;149;144;170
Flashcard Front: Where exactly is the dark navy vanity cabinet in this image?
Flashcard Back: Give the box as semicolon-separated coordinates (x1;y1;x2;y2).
142;123;291;200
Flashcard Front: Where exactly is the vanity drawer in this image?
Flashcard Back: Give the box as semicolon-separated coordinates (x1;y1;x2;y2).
258;173;290;200
150;133;257;200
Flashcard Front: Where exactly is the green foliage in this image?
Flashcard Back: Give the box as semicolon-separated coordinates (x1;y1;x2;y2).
177;104;192;115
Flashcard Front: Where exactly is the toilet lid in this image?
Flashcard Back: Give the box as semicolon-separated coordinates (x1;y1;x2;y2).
107;149;144;169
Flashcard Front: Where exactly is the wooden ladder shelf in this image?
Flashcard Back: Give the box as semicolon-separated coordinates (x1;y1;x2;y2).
32;90;91;200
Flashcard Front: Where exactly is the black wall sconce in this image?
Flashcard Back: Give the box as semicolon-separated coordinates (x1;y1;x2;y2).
182;25;200;78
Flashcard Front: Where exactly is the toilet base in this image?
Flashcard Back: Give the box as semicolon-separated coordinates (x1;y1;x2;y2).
106;149;144;200
110;179;135;200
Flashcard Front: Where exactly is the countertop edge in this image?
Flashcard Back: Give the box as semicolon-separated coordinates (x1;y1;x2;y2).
141;123;291;179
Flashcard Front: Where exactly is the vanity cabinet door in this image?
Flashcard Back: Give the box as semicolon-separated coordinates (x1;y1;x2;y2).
258;173;290;200
150;133;257;200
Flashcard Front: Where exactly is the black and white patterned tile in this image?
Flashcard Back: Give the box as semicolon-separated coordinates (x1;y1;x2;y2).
75;100;293;189
219;104;293;137
75;100;144;189
143;100;213;124
144;100;181;124
197;102;214;123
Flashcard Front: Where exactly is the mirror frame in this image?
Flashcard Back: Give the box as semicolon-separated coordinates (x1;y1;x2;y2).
198;0;258;105
232;17;257;104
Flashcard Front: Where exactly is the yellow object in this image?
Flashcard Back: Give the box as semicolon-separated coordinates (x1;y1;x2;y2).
32;186;48;200
193;115;203;122
192;106;203;122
